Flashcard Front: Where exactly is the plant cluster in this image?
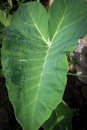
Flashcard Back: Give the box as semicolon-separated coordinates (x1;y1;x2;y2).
0;0;87;130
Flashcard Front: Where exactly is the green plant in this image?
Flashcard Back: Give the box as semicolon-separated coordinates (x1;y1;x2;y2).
0;9;11;26
1;0;87;130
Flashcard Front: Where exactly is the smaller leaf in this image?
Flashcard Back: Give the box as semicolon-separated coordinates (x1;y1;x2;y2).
7;0;13;8
43;101;72;130
0;10;11;26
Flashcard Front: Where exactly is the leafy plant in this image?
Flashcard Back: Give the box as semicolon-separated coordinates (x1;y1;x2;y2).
0;9;11;26
43;101;73;130
1;0;87;130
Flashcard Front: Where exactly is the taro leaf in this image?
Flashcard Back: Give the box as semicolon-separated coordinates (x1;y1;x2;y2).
1;0;87;130
43;101;72;130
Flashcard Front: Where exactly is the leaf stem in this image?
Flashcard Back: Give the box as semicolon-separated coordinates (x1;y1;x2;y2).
68;72;87;78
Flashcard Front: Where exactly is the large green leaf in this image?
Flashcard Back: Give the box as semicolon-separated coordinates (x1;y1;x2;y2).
43;101;72;130
1;0;87;130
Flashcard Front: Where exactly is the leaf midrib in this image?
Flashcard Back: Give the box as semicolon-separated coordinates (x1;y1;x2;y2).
24;6;68;126
30;47;50;127
28;12;51;127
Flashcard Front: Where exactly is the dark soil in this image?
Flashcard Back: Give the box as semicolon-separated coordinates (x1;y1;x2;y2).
63;71;87;130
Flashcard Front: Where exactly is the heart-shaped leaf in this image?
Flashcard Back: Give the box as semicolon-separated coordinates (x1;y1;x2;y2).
1;0;87;130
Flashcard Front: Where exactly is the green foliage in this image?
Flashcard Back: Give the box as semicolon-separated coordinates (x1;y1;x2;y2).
0;9;11;26
1;0;87;130
0;23;5;78
43;101;72;130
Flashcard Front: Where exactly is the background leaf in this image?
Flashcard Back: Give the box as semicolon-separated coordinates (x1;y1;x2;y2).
43;101;72;130
1;0;87;130
0;9;11;26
